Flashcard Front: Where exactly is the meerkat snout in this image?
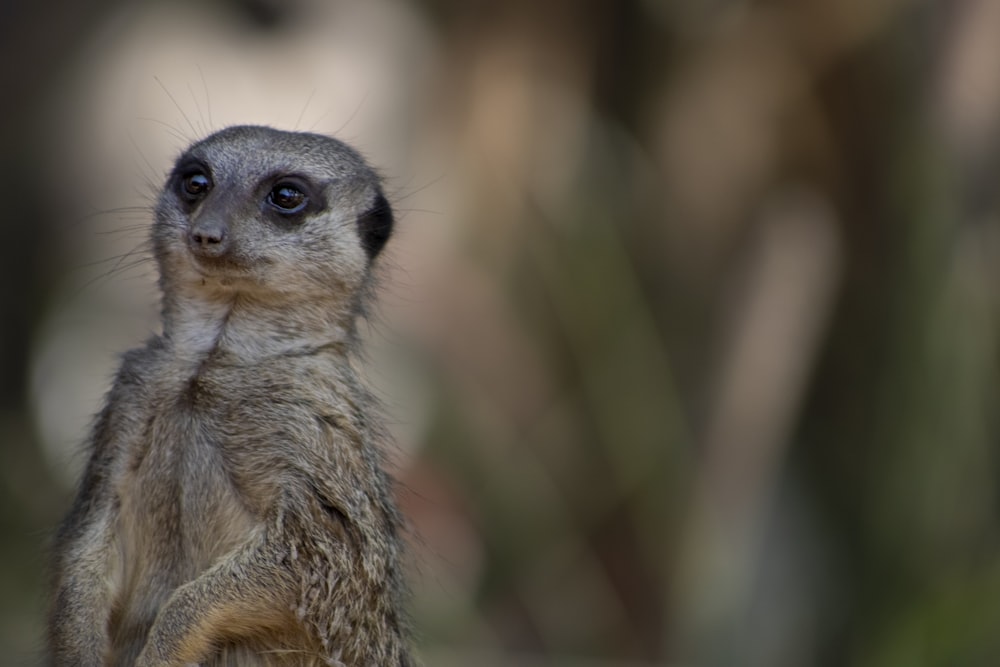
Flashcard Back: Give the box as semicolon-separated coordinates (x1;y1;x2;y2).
187;215;229;257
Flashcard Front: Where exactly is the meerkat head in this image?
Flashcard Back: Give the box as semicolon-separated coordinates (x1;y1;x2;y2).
153;125;393;309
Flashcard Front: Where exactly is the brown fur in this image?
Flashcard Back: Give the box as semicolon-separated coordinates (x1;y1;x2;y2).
48;126;412;666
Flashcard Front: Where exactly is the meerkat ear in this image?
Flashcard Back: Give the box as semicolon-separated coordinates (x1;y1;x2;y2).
357;191;393;260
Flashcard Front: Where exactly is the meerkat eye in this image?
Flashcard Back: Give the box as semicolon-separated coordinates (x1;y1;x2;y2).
180;171;212;200
267;183;308;214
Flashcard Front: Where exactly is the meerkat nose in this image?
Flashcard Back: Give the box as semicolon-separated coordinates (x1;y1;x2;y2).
188;217;230;258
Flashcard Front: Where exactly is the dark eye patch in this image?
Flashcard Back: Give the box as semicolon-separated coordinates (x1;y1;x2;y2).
357;192;393;260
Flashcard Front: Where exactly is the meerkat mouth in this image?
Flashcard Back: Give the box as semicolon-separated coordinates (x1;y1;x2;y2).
185;253;255;288
186;247;255;273
185;252;289;302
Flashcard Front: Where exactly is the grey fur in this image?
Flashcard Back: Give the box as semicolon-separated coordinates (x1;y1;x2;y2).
48;126;413;666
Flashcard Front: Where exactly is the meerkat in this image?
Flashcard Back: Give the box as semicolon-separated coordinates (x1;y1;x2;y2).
47;125;413;667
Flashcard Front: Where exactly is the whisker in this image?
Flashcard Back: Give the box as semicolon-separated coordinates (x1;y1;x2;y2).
387;173;446;204
330;91;370;136
187;80;208;136
72;250;155;298
295;88;317;131
127;130;161;193
72;242;151;271
198;65;213;130
136;116;189;145
94;224;151;237
154;76;198;138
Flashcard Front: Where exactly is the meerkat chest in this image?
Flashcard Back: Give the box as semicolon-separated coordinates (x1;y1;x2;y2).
115;364;280;571
114;349;343;570
117;403;256;575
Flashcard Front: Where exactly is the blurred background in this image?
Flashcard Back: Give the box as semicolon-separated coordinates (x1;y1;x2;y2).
2;0;1000;665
